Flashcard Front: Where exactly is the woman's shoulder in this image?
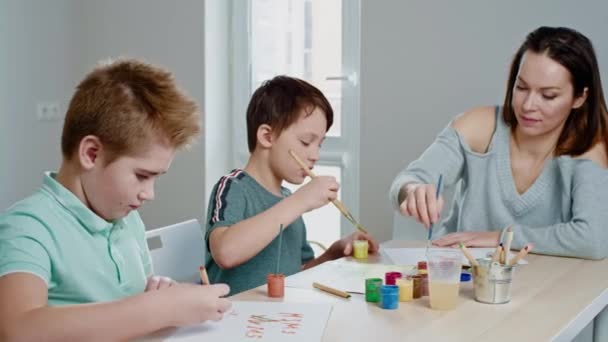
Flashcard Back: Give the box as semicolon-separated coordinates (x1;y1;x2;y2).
557;142;608;189
451;106;497;154
573;142;608;169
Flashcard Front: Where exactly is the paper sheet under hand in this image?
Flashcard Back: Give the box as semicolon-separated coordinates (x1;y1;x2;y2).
166;301;332;342
383;248;527;266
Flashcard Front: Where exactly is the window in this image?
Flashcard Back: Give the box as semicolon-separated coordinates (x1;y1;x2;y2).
232;0;361;251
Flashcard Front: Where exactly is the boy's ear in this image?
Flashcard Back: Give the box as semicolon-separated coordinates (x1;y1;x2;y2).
257;124;274;149
78;135;103;170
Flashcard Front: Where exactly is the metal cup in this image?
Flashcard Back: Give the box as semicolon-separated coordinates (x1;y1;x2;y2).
472;258;515;304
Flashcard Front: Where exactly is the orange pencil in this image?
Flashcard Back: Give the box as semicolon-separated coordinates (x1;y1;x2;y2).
508;244;534;266
199;265;210;285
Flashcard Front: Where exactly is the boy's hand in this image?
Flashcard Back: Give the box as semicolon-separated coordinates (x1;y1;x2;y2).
294;176;339;212
326;232;380;260
163;283;232;326
145;275;176;291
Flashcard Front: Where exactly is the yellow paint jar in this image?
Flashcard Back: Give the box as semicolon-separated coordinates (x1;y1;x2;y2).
396;278;413;302
353;240;369;259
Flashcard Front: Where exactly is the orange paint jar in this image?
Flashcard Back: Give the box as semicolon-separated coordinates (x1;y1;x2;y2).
267;273;285;298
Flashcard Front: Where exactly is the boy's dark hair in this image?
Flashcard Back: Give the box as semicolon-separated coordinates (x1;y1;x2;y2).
503;26;608;156
246;76;334;152
61;58;200;163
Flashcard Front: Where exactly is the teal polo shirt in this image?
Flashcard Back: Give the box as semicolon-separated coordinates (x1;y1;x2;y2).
0;172;152;306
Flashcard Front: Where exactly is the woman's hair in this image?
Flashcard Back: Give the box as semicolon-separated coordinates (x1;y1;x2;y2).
502;26;608;156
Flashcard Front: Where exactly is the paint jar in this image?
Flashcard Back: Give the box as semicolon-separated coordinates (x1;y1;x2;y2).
267;273;285;298
396;278;413;302
353;240;369;259
473;258;515;304
381;285;399;309
460;272;472;282
417;261;428;275
365;278;382;303
385;271;402;285
420;274;429;296
410;275;423;299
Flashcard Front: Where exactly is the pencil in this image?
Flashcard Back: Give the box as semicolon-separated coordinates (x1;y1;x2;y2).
508;243;534;266
313;282;351;299
459;243;480;266
503;227;513;263
199;265;210;285
288;150;368;234
491;243;503;263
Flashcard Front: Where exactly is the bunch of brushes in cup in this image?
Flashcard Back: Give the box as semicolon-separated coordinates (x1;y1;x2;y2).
459;228;534;266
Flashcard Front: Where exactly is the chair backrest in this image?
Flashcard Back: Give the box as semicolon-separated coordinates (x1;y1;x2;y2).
145;219;205;283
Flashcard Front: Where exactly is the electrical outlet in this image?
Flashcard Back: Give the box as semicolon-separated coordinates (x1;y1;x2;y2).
36;102;61;122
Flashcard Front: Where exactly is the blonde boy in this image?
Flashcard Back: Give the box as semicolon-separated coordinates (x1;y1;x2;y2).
205;76;378;295
0;59;231;341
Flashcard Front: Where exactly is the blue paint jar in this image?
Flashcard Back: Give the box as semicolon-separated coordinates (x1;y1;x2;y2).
381;285;399;310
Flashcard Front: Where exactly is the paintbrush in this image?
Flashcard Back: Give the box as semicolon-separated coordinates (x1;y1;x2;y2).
288;150;368;234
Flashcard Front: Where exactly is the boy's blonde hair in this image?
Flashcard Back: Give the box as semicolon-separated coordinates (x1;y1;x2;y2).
61;58;200;163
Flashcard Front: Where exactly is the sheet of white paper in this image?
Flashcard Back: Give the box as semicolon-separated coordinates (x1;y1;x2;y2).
166;301;332;342
383;248;527;266
285;261;416;294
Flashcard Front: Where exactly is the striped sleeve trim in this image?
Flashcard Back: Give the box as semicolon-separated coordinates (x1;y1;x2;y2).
211;169;245;224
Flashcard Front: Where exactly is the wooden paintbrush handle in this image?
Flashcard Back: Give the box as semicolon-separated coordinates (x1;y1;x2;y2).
289;150;368;234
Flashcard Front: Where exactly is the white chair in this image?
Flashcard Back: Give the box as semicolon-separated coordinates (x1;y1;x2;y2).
145;219;206;283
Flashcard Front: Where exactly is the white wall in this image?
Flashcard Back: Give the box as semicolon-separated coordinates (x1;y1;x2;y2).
204;0;233;213
359;1;608;242
1;0;207;230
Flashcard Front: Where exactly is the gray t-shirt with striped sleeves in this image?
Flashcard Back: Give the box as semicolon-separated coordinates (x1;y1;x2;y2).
205;169;314;295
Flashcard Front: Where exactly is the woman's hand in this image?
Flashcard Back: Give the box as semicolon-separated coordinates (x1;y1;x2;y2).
399;183;444;229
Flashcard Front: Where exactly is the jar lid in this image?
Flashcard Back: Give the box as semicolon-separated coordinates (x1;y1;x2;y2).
381;285;399;294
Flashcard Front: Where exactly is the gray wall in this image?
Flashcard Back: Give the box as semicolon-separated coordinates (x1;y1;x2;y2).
359;1;608;242
1;0;78;211
3;1;608;238
1;0;206;230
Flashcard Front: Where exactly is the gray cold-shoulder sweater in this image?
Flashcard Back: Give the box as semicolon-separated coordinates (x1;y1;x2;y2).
389;107;608;259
